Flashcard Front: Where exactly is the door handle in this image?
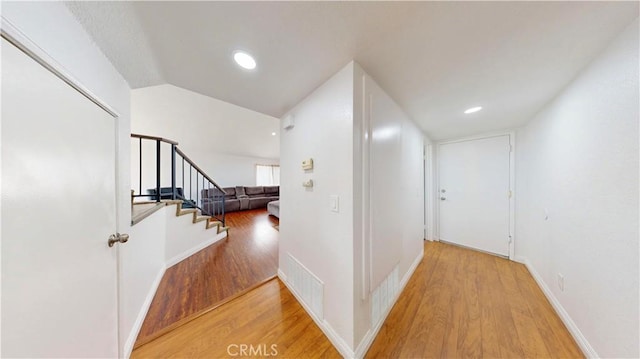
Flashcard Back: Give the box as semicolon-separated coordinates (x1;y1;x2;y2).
108;233;129;247
440;197;446;201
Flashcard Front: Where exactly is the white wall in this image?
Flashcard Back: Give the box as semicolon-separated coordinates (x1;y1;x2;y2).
165;207;227;265
279;63;356;352
279;62;426;357
120;204;227;357
352;64;426;355
120;208;166;357
399;117;426;279
197;153;278;188
1;2;132;357
515;19;639;358
131;84;280;189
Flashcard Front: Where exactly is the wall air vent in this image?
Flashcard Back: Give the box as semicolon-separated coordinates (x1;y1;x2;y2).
286;253;324;320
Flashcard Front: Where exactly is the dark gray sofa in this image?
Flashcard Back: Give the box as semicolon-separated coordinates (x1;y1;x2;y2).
244;186;279;209
201;186;279;214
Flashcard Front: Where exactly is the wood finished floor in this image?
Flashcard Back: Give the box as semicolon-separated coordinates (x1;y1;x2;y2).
366;241;583;358
134;239;583;358
135;208;279;348
131;278;341;359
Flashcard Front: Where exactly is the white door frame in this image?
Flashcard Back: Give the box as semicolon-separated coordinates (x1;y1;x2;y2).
1;20;120;118
1;18;124;355
434;131;515;259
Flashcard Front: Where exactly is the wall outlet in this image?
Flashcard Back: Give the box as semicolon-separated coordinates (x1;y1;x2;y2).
557;273;564;291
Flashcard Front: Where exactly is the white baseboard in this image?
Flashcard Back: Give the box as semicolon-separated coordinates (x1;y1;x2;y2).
124;265;166;359
521;258;598;358
166;231;227;268
354;249;424;358
277;269;355;359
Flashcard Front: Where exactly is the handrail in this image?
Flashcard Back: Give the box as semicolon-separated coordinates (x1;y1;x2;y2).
130;133;226;225
175;147;225;193
131;133;179;145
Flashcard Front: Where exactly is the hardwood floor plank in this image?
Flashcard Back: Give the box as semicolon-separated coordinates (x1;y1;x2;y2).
495;258;552;358
440;245;464;359
398;243;455;358
459;249;483;358
513;263;583;358
365;241;444;358
131;279;340;359
134;239;583;358
511;308;553;358
135;209;279;347
476;248;502;358
367;241;583;358
485;257;526;358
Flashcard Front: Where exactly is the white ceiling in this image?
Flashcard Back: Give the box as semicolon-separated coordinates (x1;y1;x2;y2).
67;1;638;140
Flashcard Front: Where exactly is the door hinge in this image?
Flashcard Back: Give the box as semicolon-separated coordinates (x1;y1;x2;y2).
509;144;513;152
508;235;512;244
508;190;512;198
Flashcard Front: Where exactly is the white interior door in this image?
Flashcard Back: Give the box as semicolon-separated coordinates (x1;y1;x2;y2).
1;37;119;357
438;135;511;257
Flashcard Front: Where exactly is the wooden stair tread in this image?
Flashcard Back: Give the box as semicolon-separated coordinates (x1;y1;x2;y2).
193;215;210;223
132;200;229;233
131;203;166;225
176;208;197;216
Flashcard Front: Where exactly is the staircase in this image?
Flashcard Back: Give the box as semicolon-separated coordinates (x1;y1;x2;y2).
130;133;228;233
174;201;229;233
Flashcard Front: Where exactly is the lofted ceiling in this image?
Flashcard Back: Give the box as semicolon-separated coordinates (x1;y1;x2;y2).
67;1;638;140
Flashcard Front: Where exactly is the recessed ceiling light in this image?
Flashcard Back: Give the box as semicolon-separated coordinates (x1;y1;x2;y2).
271;132;276;136
464;106;482;114
233;51;256;70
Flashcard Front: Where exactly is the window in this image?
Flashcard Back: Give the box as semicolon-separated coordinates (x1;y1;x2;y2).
256;164;280;186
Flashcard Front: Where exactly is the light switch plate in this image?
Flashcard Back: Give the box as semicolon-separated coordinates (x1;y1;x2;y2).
330;195;339;213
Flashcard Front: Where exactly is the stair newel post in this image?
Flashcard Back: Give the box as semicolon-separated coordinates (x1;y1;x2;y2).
171;144;177;200
155;139;161;203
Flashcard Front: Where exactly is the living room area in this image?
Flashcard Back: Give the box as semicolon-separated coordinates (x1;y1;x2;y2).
130;82;281;217
130;83;281;196
129;83;282;349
